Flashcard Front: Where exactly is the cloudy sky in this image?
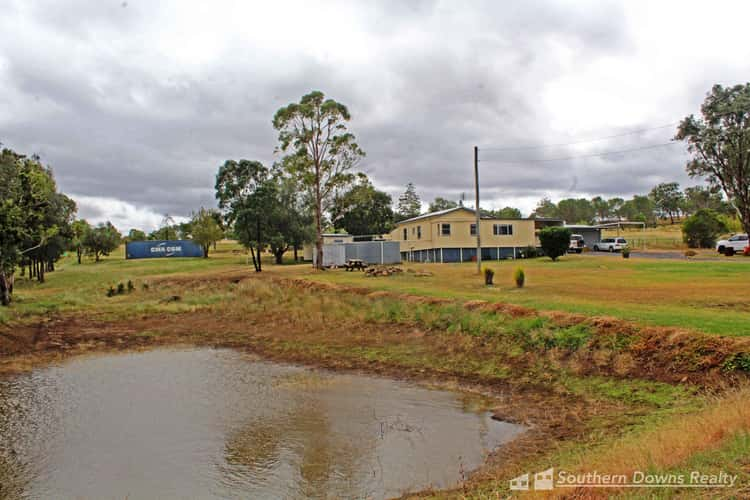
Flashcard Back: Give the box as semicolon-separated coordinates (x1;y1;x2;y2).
1;0;749;231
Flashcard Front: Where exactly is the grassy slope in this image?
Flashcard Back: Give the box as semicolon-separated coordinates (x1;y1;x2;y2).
5;241;750;336
292;255;750;336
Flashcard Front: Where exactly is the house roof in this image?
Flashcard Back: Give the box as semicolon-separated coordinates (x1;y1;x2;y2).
564;225;602;230
397;206;473;224
396;206;552;226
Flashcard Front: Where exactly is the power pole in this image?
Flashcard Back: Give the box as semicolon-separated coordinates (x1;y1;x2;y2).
474;146;481;274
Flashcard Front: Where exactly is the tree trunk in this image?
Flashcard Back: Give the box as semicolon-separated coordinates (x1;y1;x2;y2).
249;246;259;272
314;198;323;269
38;260;44;283
0;271;12;306
203;244;209;258
256;220;262;272
293;246;298;262
274;249;284;265
77;247;82;264
95;251;100;262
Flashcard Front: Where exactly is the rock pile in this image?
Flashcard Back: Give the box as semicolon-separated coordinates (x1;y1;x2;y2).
364;266;404;277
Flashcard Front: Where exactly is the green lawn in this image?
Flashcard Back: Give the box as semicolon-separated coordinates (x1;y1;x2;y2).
0;241;249;324
296;255;750;336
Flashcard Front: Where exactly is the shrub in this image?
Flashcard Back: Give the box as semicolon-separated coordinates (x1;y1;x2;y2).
483;267;494;285
127;280;135;293
116;282;126;295
621;247;631;258
684;249;697;257
106;286;116;298
718;214;743;233
514;268;525;288
538;226;571;261
722;353;750;372
523;245;538;258
682;209;728;248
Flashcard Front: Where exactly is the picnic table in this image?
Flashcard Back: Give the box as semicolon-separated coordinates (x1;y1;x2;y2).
344;259;367;271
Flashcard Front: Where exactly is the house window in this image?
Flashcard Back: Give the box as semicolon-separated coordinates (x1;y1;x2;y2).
470;223;477;236
493;224;513;235
403;228;407;240
417;226;421;239
441;223;451;236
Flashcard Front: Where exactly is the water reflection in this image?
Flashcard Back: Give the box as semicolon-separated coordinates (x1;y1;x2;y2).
0;349;524;499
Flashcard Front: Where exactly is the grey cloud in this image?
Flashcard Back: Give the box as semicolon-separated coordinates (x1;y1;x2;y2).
0;1;742;228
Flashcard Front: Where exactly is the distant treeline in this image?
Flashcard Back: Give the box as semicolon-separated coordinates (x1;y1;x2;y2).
530;182;736;226
390;180;736;227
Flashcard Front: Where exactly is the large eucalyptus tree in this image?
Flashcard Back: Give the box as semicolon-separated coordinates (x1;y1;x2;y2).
273;91;364;269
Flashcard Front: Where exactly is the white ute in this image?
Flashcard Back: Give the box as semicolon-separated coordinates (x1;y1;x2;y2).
716;234;748;256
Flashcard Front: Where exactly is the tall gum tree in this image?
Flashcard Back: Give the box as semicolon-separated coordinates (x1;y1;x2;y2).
676;83;750;237
273;91;364;269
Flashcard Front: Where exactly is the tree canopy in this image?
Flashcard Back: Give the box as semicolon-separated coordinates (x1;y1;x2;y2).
331;177;394;235
397;182;421;220
82;222;121;262
190;208;224;258
676;83;750;237
273;90;364;268
0;148;77;304
650;182;683;224
215;160;313;269
428;197;458;213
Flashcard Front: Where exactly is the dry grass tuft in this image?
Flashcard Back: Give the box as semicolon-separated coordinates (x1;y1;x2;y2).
562;386;750;497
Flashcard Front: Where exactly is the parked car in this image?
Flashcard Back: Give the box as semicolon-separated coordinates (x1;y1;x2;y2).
568;234;585;253
593;237;627;252
716;234;749;256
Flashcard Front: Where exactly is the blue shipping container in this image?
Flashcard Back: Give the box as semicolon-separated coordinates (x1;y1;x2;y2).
125;240;204;259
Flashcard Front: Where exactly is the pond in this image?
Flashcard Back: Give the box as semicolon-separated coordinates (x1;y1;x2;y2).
0;348;524;499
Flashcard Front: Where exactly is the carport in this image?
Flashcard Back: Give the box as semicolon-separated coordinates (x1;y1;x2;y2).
565;222;647;250
564;225;602;250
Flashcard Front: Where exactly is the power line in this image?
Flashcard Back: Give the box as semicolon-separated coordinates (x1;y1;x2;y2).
479;141;683;164
480;122;679;152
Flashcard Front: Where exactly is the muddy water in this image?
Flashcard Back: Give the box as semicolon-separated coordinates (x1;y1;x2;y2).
0;349;524;499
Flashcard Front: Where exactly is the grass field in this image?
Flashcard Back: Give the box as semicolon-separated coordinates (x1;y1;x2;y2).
4;240;750;336
292;255;750;336
2;240;750;498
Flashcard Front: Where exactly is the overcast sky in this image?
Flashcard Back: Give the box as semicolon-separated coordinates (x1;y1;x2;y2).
1;0;749;231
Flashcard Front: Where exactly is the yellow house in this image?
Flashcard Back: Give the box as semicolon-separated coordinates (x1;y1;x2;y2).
390;207;561;262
